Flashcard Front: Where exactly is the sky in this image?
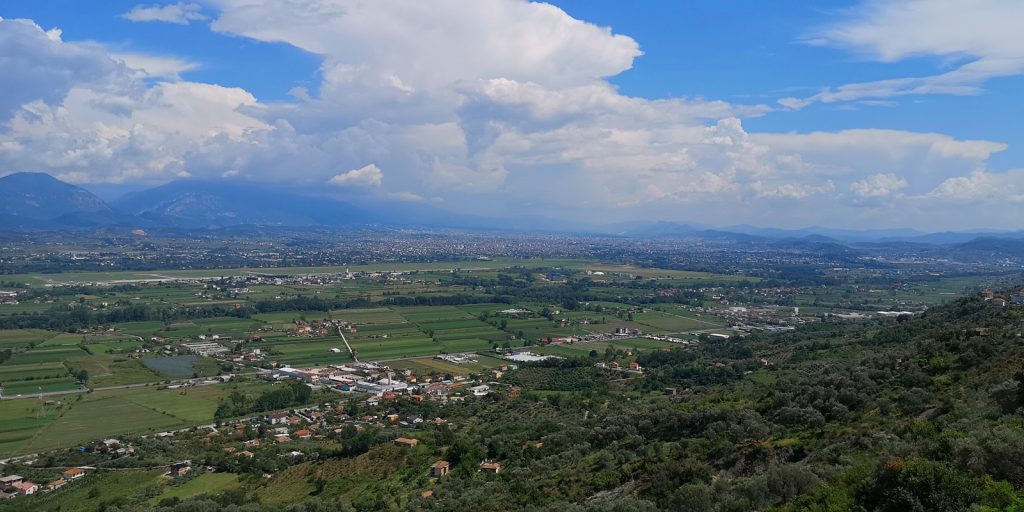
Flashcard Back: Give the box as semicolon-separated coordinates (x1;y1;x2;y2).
1;0;1023;231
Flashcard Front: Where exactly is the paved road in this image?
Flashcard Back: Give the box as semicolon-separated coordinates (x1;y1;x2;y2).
337;326;358;363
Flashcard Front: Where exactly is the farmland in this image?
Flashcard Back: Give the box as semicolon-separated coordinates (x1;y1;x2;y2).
0;258;981;391
0;257;746;458
0;253;1007;472
0;380;275;457
148;472;241;504
2;217;1024;512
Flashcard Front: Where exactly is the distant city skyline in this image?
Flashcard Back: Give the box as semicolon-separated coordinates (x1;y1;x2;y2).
1;0;1023;230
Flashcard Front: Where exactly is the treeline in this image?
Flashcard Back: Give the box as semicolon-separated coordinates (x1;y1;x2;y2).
253;293;511;313
214;380;314;420
13;284;142;301
0;302;252;331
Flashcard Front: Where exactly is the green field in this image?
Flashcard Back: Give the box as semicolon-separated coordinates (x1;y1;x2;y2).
264;337;354;366
0;329;58;349
149;472;241;504
78;355;163;387
0;381;273;457
350;337;441;360
632;310;724;332
1;377;80;395
386;357;483;376
331;307;407;324
9;345;85;364
0;361;69;382
39;332;87;346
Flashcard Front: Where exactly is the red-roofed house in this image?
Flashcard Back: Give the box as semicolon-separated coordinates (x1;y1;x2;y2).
13;481;39;495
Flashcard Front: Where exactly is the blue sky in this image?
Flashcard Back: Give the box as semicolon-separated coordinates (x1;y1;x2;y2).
1;0;1022;230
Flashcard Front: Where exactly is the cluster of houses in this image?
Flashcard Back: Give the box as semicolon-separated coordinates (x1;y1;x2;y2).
201;403;454;458
0;467;88;500
292;318;355;337
210;403;506;499
0;290;17;305
0;438;143;500
597;360;644;373
270;363;495;403
981;290;1024;307
230;346;266;363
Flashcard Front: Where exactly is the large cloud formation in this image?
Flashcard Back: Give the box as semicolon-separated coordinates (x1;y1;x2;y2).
0;1;1020;230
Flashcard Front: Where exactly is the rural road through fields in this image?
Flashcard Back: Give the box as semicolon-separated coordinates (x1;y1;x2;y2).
337;325;358;363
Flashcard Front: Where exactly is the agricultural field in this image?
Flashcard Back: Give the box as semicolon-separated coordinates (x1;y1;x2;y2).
0;377;80;396
72;355;163;387
631;310;725;332
0;361;69;382
792;275;991;311
254;310;331;324
87;340;144;354
504;318;581;340
0;380;275;457
38;333;88;346
331;307;406;324
0;329;58;349
9;345;86;365
148;472;241;504
261;337;353;367
349;337;442;361
385;356;482;376
0;255;992;473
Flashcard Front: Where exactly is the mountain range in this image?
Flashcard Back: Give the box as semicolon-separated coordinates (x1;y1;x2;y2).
0;172;499;231
2;172;1024;250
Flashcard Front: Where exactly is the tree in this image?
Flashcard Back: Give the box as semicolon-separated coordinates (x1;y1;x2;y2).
858;458;981;512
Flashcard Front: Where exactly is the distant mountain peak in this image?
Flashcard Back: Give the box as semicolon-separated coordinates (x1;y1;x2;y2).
0;172;113;225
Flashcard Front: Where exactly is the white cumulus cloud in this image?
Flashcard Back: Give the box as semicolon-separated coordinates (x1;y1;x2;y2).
110;52;199;80
328;164;384;187
851;173;908;198
122;3;208;25
928;169;1024;202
